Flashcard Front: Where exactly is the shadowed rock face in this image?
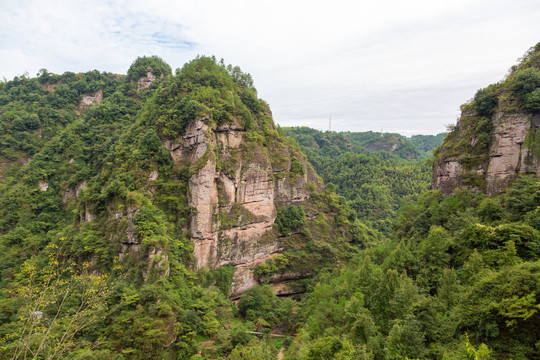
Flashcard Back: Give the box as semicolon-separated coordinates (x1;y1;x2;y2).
432;111;539;196
164;117;317;297
432;157;466;195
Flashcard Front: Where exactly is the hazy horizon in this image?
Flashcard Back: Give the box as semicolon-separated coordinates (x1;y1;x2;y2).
2;0;539;135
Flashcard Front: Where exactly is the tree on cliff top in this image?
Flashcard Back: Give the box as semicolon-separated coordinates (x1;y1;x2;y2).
126;55;172;81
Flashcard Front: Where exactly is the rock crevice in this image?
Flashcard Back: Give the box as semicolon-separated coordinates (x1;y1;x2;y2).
433;111;539;196
169;118;316;296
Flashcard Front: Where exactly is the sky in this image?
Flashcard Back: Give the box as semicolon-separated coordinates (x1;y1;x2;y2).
1;0;539;135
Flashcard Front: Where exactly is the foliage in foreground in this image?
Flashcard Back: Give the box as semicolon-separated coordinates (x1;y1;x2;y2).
0;49;538;360
282;127;438;234
284;175;539;360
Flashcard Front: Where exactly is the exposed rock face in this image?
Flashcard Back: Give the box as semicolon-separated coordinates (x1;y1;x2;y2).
43;83;60;92
143;247;170;282
486;113;539;195
79;89;103;109
38;180;48;191
164;117;317;297
432;111;539;196
365;140;399;153
83;207;94;222
137;71;156;90
149;170;159;181
116;206;140;260
62;181;87;203
432;157;465;194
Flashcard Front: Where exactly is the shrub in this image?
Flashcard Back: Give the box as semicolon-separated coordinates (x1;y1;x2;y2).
512;68;540;100
474;86;498;117
524;88;540;113
289;157;304;177
275;205;305;235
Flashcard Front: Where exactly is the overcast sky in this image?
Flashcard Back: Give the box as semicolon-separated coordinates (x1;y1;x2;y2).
1;0;539;135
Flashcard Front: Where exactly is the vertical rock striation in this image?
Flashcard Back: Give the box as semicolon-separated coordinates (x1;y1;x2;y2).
432;44;540;196
163;117;317;297
432;110;539;196
485;113;540;195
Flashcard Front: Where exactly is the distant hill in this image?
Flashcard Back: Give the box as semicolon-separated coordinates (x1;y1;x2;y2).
409;132;447;152
282;127;442;234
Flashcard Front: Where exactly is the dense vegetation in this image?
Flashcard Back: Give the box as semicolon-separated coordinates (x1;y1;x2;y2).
284;175;539;359
409;133;447;153
282;127;444;234
0;45;538;360
0;55;370;359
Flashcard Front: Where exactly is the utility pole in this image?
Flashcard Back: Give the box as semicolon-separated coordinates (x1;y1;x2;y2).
329;116;332;132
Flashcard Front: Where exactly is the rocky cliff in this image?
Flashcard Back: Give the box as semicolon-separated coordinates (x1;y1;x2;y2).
432;110;539;196
162;115;321;297
432;44;540;196
0;56;360;302
0;55;366;358
58;56;355;298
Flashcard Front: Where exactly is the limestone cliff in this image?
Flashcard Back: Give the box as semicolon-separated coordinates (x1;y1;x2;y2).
162;115;322;297
432;44;540;196
432;110;539;196
0;55;359;299
92;56;357;298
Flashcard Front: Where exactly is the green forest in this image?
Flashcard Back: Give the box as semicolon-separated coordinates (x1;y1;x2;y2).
0;45;538;360
281;127;445;234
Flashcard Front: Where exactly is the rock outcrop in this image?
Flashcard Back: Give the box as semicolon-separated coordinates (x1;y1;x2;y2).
433;44;540;196
137;71;156;90
38;180;49;191
79;89;103;109
485;113;539;195
432;111;539;196
164;117;318;298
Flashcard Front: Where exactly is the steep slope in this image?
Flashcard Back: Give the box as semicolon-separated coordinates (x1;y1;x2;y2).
0;56;371;358
115;57;358;298
433;44;540;195
0;56;359;297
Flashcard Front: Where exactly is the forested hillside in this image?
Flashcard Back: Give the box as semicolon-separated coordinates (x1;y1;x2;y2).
0;45;538;360
409;133;447;153
281;44;540;360
284;175;539;359
282;127;443;234
0;56;380;359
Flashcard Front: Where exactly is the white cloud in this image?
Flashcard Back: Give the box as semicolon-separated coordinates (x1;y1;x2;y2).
1;0;539;134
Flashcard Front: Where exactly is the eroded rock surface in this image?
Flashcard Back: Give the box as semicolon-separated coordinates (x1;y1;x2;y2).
79;89;103;109
432;157;464;194
137;71;156;90
486;113;539;195
432;111;539;196
38;180;48;191
169;117;317;296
